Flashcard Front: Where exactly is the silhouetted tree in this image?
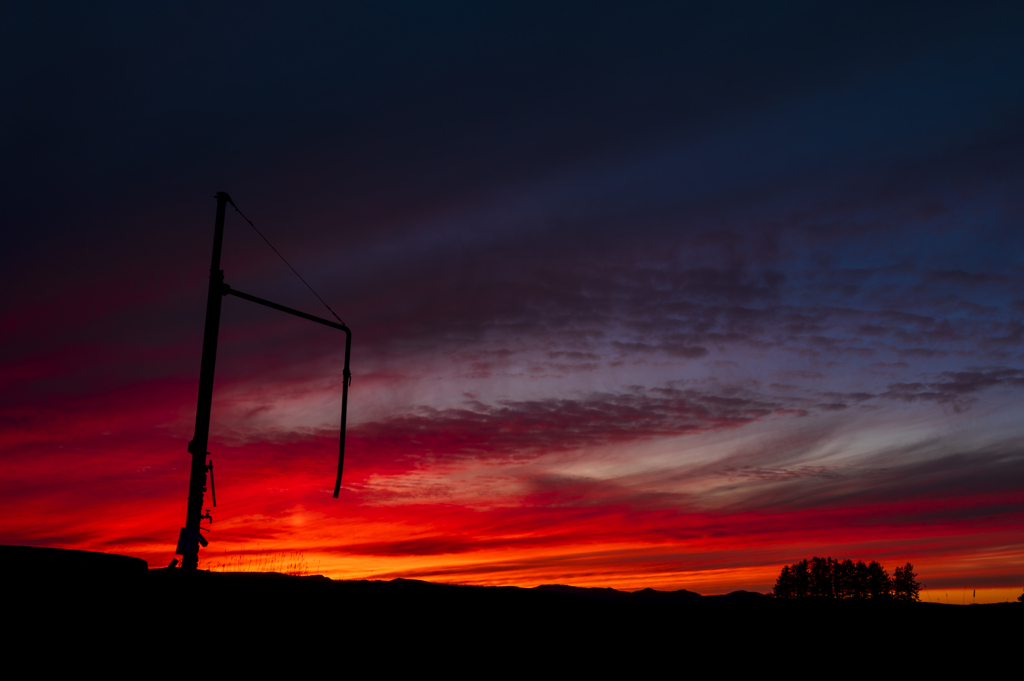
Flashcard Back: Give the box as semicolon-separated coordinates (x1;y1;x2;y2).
866;561;892;599
809;557;834;598
773;565;794;599
834;559;855;599
892;563;920;601
851;560;869;599
792;559;810;599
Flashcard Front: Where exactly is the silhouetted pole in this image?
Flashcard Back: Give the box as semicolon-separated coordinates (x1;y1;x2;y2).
178;192;229;570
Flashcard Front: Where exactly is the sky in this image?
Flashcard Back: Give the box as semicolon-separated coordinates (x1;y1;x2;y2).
2;2;1023;601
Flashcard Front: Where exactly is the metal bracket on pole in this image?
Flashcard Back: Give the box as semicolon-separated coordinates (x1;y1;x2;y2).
207;460;216;507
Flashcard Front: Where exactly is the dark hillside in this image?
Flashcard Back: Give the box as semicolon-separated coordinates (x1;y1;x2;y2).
2;548;1017;670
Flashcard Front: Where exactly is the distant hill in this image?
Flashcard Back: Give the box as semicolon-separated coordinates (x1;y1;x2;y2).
0;544;147;575
534;583;765;603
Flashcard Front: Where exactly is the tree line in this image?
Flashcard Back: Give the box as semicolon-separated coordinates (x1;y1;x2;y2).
772;557;920;601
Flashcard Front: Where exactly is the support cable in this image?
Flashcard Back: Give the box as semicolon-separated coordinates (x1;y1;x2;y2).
226;197;346;327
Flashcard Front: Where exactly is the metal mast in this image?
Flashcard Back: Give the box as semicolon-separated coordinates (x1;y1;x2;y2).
177;192;229;570
175;192;352;570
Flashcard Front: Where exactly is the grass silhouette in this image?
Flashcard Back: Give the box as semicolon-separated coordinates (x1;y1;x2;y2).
202;545;318;577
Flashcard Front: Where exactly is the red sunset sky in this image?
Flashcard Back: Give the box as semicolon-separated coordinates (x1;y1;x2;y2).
3;3;1024;602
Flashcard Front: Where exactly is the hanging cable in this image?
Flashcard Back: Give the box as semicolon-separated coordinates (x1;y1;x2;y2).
226;196;346;326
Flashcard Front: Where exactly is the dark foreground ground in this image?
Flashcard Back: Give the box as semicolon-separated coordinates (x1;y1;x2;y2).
3;546;1019;671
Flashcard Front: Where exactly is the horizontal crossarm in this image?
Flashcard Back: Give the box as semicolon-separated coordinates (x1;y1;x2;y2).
223;284;352;498
224;285;349;332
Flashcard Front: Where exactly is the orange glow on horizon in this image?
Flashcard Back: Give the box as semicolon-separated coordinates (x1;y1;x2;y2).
3;372;1023;604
